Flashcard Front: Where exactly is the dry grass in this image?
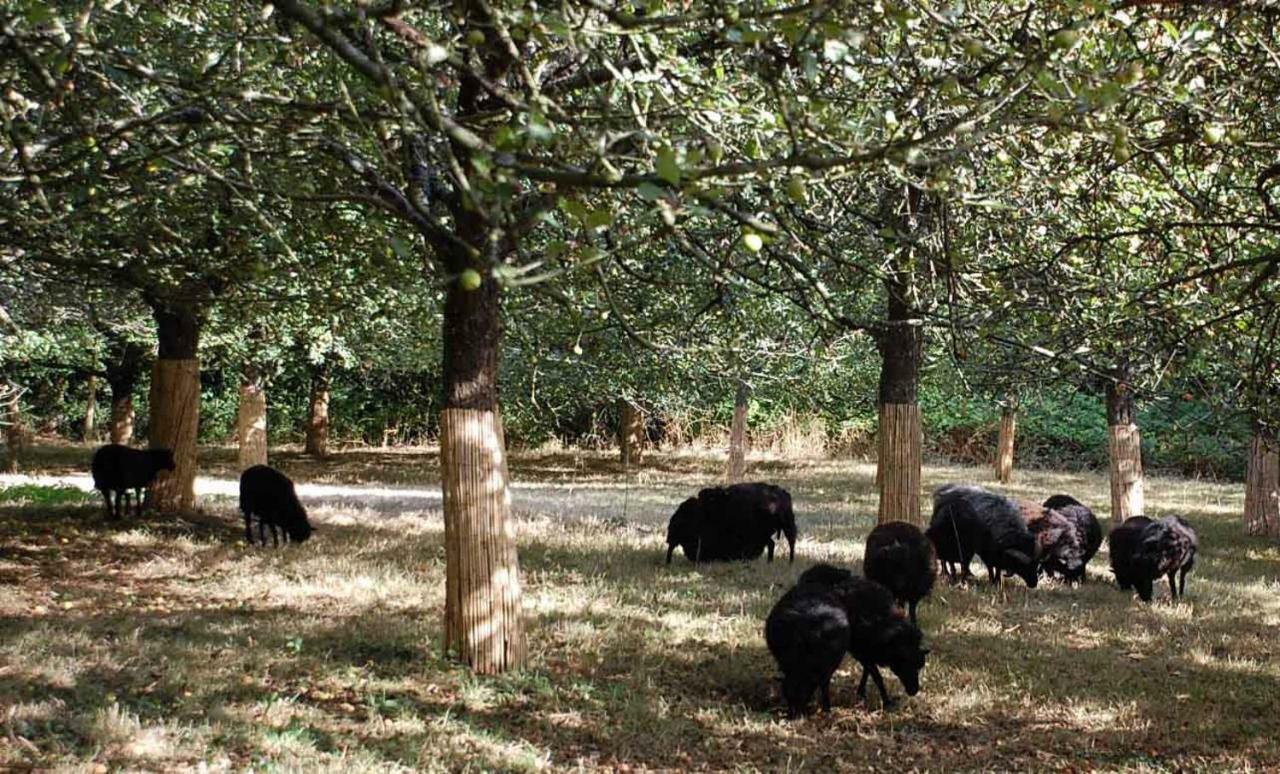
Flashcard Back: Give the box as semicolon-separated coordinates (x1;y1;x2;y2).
2;442;1279;772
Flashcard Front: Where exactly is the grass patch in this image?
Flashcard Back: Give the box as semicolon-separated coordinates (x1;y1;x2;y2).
0;483;96;505
0;444;1278;770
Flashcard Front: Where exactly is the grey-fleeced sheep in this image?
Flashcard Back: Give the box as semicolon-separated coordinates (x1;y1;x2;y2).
926;484;1038;588
1042;494;1103;583
1109;515;1197;602
90;444;176;519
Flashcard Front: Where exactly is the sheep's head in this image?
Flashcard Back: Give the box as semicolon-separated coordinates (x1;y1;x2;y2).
772;493;798;563
797;562;853;588
665;497;703;563
881;618;928;697
1002;548;1039;588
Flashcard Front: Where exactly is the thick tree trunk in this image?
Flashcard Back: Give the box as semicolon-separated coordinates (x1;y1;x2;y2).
147;305;201;511
995;403;1017;484
876;311;923;525
304;364;330;458
619;399;645;467
109;390;135;445
440;262;525;674
1245;425;1280;537
726;381;750;483
1106;378;1143;524
83;375;98;442
237;365;268;470
3;383;21;473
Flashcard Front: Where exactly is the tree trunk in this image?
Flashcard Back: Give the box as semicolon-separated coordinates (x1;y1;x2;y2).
725;381;750;483
1244;425;1280;537
440;269;525;674
3;383;22;473
995;403;1017;484
109;390;135;445
83;375;98;442
876;306;923;525
147;305;201;511
1106;378;1143;524
619;399;645;467
304;364;330;458
237;365;268;470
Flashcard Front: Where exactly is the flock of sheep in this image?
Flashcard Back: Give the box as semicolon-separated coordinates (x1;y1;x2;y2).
88;443;1201;717
665;480;1200;716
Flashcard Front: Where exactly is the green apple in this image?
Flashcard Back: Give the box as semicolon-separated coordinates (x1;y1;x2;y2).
742;232;764;252
1202;123;1225;145
1051;29;1080;51
459;268;483;290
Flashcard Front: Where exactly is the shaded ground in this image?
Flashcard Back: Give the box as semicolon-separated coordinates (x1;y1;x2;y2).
1;442;1278;772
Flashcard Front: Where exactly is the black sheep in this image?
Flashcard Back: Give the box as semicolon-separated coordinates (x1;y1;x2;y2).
240;465;313;546
665;482;797;564
1042;494;1103;583
1108;516;1153;593
926;484;1038;588
764;578;851;716
864;521;936;624
1111;516;1197;602
832;577;929;707
90;444;176;519
1018;501;1088;584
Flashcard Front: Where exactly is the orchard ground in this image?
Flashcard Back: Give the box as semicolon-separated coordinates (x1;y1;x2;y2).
2;442;1279;772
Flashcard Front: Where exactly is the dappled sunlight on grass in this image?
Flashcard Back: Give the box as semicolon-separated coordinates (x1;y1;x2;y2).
2;446;1280;769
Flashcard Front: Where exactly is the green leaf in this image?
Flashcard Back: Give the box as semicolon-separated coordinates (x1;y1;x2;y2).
656;147;681;186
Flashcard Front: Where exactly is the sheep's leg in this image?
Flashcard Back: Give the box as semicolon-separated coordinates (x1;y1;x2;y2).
766;539;775;563
867;666;892;708
271;524;280;548
243;511;255;545
120;491;131;520
908;600;918;625
856;667;870;699
100;490;114;519
665;545;676;564
1167;571;1178;600
820;678;832;713
258;518;268;547
1179;566;1190;597
134;487;144;517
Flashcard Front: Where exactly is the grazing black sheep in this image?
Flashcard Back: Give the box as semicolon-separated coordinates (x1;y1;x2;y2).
240;465;313;547
832;577;929;707
926;484;1038;588
797;562;855;588
90;444;176;519
764;579;851;716
1018;501;1088;584
864;521;937;624
665;482;797;564
1111;516;1197;602
1043;494;1103;583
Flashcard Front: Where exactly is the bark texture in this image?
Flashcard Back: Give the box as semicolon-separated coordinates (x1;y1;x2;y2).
304;364;330;458
878;402;923;525
1245;426;1280;537
995;404;1017;484
725;381;750;483
147;304;201;511
3;384;21;473
237;366;268;470
83;375;98;441
1106;379;1143;524
619;399;645;467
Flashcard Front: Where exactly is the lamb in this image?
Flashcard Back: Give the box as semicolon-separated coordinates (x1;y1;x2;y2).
1043;494;1103;583
926;484;1039;588
1110;515;1197;602
764;577;851;716
1017;500;1088;584
239;465;313;546
90;444;177;519
863;521;937;624
665;482;797;564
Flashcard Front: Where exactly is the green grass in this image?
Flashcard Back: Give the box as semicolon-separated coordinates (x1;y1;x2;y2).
1;444;1278;771
0;483;97;506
